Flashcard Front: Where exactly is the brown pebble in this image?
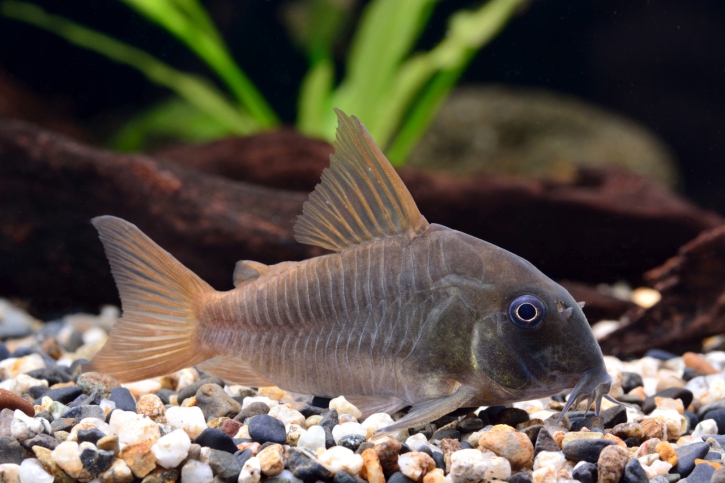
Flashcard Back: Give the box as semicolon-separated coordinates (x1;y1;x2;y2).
552;431;566;449
374;439;402;475
422;468;446;483
683;352;719;375
603;433;627;448
611;422;644;441
140;467;179;483
361;448;386;483
257;443;284;477
478;430;534;470
118;442;157;478
597;445;628;483
0;388;34;416
97;435;120;455
641;418;666;440
438;438;461;455
655;441;677;466
221;418;242;437
76;372;120;398
236;442;260;454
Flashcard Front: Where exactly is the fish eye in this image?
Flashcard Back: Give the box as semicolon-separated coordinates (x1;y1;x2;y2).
508;295;547;329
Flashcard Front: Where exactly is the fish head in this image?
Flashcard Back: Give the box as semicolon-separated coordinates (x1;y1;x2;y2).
446;232;611;410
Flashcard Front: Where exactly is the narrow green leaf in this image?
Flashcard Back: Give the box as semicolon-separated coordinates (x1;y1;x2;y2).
1;0;257;134
297;60;335;139
119;0;279;127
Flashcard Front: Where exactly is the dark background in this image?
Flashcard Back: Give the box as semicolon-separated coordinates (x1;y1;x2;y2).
1;0;724;214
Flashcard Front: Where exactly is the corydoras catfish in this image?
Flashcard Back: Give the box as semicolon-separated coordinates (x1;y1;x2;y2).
87;109;614;433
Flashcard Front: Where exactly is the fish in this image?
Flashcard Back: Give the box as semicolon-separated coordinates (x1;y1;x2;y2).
87;109;614;433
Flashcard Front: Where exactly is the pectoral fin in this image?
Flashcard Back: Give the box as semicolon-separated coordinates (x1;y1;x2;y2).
373;385;477;437
344;396;409;419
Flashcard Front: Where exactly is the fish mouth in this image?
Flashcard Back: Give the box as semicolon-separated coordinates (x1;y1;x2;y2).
556;365;615;424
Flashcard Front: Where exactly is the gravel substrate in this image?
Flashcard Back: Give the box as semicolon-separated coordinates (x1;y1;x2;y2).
2;299;725;483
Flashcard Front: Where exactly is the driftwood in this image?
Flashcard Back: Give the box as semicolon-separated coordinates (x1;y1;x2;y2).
1;120;722;321
599;224;725;357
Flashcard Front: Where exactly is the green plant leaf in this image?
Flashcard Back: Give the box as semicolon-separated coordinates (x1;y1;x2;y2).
109;97;232;151
118;0;278;127
1;0;257;135
297;59;335;139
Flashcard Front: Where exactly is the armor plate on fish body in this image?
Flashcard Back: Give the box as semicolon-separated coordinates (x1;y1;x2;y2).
86;109;614;433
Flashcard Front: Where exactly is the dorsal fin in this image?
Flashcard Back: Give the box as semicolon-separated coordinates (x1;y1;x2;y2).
294;109;429;252
233;260;298;287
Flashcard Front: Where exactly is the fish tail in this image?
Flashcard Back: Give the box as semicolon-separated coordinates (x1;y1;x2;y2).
85;216;216;382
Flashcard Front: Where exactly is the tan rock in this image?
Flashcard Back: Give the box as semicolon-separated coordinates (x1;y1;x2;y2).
561;431;603;447
258;386;287;401
439;438;461;455
50;441;93;480
478;429;534;470
33;446;75;483
257;443;284;476
97;434;120;455
603;433;627;448
654;397;684;415
628;386;646;399
119;442;158;478
635;438;661;457
532;465;556;483
140;467;179;483
398;451;436;482
641;418;666;440
422;468;446;483
611;422;644;441
181;396;196;407
552;431;565;449
99;458;135;483
361;448;386;483
655;441;677;466
597;445;628;483
137;394;166;421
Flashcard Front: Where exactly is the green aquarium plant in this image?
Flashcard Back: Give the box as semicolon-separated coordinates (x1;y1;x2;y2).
1;0;527;164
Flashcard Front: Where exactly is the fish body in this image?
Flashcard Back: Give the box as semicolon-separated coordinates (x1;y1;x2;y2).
88;110;611;431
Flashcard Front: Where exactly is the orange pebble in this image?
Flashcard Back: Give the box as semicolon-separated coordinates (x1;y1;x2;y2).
683;352;719;375
695;459;723;469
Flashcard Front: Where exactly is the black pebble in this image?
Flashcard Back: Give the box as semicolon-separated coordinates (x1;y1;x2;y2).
27;386;49;400
643;388;694;414
21;433;59;452
432;451;445;470
288;448;334;482
622;458;648;483
80;447;114;474
519;424;543;445
703;409;725;435
248;414;287;445
177;377;225;404
459;441;472;450
489;407;529;427
37;386;82;405
324;426;335;449
51;418;76;432
64;405;104;421
318;409;339;431
620;372;644;393
418;446;433;458
534;428;559;456
409;424;434;440
570;415;604;432
338;434;367;452
26;367;72;386
388;472;416;483
11;347;36;357
208;448;242;483
562;439;615;463
683;367;706;381
235;402;271;423
68;358;89;377
674;441;710;477
399;443;411;454
355;442;375;455
571;461;597;483
299;405;325;419
705;451;723;462
234;449;253;469
79;389;102;407
195;428;239;453
644;349;678;360
77;428;106;445
334;471;357;483
0;436;22;465
624;437;640;447
458;417;484;432
507;472;533;483
67;394;88;408
156;389;176;405
601;405;627;428
109;387;136;412
311;396;332;408
257;442;276;453
685;410;700;431
34;411;53;425
687;462;716;483
0;343;9;362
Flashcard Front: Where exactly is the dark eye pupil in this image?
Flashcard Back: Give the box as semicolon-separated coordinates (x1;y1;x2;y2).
517;303;537;321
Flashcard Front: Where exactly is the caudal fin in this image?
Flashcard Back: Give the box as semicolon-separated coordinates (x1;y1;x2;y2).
86;216;215;382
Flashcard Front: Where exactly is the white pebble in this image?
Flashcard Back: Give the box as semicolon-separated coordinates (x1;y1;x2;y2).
18;459;51;483
238;456;261;483
480;452;511;481
0;374;47;395
643;459;673;478
362;413;395;438
318;446;364;475
51;441;89;479
99;399;116;415
268;405;306;426
181;459;213;483
405;433;429;451
82;326;107;345
123;378;162;397
449;449;487;483
68;418;110;441
691;419;718;440
297;425;326;452
329;396;362;419
241;396;276;410
152;429;191;469
118;415;160;446
277;469;304;483
48;401;69;420
165;406;208;440
533;451;566;473
532;465;555;483
109;410;141;435
0;353;46;379
175;368;200;392
11;410;50;442
0;463;21;483
332;422;366;444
